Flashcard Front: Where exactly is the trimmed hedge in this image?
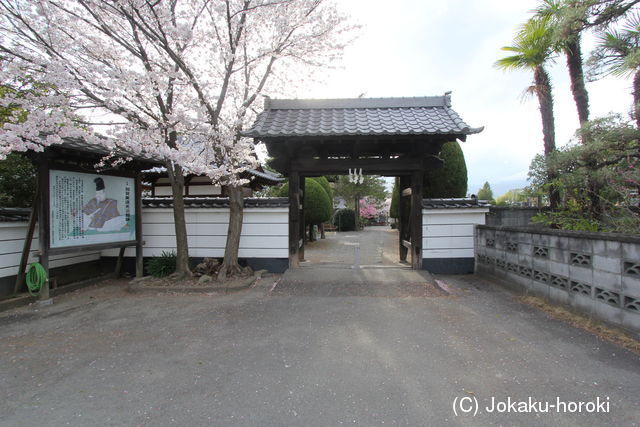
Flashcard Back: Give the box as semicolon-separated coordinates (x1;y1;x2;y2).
277;178;332;224
333;208;356;231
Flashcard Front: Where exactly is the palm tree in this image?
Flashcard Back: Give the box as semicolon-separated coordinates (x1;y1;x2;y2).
589;12;640;127
534;0;591;125
496;17;560;208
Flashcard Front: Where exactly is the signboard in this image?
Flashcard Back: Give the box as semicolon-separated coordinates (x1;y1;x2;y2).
49;170;136;248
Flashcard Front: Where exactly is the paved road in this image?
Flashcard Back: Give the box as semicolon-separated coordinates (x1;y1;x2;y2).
1;271;639;426
303;226;401;267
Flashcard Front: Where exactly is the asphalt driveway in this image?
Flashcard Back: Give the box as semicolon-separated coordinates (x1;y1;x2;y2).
1;271;638;426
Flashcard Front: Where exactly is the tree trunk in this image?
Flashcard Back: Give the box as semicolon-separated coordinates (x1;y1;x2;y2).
218;185;245;280
166;162;192;278
565;38;590;127
565;39;601;218
308;223;315;242
634;70;640;129
534;66;560;209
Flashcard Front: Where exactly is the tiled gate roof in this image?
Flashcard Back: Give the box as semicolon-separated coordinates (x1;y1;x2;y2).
244;94;483;138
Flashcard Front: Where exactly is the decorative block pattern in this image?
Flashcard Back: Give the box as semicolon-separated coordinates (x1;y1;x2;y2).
485;238;495;248
624;261;640;276
624;296;640;312
534;270;550;283
518;266;533;278
570;281;592;296
505;242;518;252
534;246;549;258
570;252;591;266
550;275;569;290
595;288;620;307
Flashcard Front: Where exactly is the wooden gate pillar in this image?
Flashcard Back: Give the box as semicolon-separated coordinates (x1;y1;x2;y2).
410;170;424;270
399;175;410;262
288;171;300;268
37;158;50;300
299;177;305;261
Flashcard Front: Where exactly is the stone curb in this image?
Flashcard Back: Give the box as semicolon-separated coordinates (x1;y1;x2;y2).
127;276;257;294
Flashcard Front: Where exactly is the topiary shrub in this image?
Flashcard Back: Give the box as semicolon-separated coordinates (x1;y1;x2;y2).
312;176;333;205
276;178;332;225
304;179;333;225
333;208;356;231
424;140;468;198
145;251;177;277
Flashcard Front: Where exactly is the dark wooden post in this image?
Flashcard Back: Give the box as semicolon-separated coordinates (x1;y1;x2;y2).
399;175;409;262
299;177;305;260
410;170;424;270
288;171;300;268
354;194;360;231
37;159;50;300
115;246;126;278
135;172;144;277
14;189;39;294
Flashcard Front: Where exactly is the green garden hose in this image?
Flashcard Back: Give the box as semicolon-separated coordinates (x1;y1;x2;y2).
25;263;47;296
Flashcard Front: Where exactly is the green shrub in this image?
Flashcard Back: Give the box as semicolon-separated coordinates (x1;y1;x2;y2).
277;178;333;225
145;251;177;277
333;208;356;231
312;176;333;203
424;140;468;198
0;153;36;207
305;179;333;224
531;203;601;232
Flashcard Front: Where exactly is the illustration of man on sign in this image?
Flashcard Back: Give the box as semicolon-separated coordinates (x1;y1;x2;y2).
80;178;128;232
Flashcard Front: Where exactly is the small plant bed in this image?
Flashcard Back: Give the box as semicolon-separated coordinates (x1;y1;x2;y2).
129;256;267;294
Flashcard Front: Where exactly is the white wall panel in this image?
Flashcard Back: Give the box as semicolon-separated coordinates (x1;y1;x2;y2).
423;236;474;250
423;248;474;258
2;205;288;278
0;221;101;277
422;208;487;260
102;206;288;259
423;224;474;237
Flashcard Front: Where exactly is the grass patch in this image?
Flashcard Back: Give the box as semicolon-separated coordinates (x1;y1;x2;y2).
518;295;640;355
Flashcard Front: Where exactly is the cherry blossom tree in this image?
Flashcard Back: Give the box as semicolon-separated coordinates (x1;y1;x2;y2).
0;0;352;278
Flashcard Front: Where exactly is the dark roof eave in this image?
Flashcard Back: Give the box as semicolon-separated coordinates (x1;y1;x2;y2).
143;197;289;209
244;129;483;140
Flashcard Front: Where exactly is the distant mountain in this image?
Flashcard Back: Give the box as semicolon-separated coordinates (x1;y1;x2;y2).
469;179;529;199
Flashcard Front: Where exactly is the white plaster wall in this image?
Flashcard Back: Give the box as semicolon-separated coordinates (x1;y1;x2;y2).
102;207;289;258
0;206;289;279
422;208;488;259
0;223;101;278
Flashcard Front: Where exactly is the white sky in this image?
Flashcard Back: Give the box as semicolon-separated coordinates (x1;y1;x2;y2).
291;0;635;196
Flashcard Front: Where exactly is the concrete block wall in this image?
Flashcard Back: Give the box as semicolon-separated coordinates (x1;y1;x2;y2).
476;225;640;335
